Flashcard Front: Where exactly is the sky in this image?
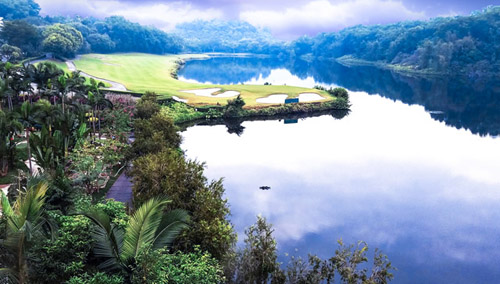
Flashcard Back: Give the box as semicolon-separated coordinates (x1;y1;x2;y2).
36;0;498;39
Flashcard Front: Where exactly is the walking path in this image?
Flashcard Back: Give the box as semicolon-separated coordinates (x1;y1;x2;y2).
106;173;133;206
65;60;128;92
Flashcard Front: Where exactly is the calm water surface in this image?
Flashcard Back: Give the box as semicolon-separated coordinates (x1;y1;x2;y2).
179;57;500;283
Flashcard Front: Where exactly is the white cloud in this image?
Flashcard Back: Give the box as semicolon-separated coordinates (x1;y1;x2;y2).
240;0;426;39
36;0;223;31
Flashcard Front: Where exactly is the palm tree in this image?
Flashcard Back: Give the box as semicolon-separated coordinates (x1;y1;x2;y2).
0;110;22;175
82;198;189;277
34;99;62;135
0;180;53;284
86;78;111;139
0;63;17;111
25;63;63;97
17;101;39;175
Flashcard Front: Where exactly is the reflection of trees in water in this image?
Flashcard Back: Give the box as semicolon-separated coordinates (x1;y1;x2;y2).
178;57;285;85
179;110;349;135
181;56;500;136
288;59;500;136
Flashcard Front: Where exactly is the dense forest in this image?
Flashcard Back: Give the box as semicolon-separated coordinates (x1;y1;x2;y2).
290;6;500;77
173;20;286;55
0;0;279;60
0;0;183;57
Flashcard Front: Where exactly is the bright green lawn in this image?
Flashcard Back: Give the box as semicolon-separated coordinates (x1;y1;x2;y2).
73;53;332;107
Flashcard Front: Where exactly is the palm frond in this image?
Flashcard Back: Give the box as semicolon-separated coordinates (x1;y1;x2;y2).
121;198;170;261
152;209;190;250
82;208;124;272
0;267;18;283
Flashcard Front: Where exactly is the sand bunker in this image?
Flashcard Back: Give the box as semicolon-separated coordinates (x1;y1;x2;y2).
181;88;239;98
298;93;325;102
256;94;289;104
172;96;188;103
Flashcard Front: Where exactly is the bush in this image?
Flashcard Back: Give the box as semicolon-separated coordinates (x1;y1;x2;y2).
132;247;225;284
330;87;349;101
160;102;205;124
128;113;181;159
29;213;93;284
134;92;160;119
67;272;124;284
224;95;246;117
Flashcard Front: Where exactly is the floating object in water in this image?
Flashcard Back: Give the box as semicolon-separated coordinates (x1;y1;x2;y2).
260;186;271;190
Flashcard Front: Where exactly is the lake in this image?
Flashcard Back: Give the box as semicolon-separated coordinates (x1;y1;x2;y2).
178;56;500;283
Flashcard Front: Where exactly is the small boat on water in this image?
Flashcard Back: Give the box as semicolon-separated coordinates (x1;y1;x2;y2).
260;186;271;190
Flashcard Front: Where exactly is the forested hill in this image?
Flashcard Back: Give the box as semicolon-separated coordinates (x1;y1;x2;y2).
173;20;285;55
0;0;183;58
290;6;500;77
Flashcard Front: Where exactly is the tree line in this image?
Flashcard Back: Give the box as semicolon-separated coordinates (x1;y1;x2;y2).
289;6;500;77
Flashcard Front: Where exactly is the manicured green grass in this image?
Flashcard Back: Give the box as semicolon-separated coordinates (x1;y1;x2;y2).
73;53;332;107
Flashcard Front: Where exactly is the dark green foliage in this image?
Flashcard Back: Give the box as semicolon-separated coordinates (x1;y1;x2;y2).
67;272;124;284
81;198;189;278
42;24;84;57
0;44;22;63
134;92;161;120
87;33;116;53
315;86;349;102
91;16;182;54
132;246;225;284
224;95;246;117
235;217;395;284
174;19;285;55
129;113;181;158
235;215;283;284
292;6;500;76
0;20;41;56
0;0;40;20
29;213;93;284
131;149;236;262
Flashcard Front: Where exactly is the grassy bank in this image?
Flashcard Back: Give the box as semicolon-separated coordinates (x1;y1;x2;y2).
72;53;330;106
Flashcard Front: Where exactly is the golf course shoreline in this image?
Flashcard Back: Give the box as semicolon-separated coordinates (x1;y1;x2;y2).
66;52;351;123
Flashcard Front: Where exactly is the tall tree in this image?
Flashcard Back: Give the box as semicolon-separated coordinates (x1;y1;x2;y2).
42;24;83;58
17;101;38;174
0;20;40;56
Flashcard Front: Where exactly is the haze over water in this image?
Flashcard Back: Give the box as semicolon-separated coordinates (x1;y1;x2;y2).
179;57;500;283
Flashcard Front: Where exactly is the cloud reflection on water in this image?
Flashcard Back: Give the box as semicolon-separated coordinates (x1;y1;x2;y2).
182;91;500;282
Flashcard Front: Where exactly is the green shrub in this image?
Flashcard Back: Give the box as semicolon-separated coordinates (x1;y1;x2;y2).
95;199;129;229
132;247;225;284
224;95;246;117
67;272;124;284
160;102;206;124
128;113;181;159
29;213;93;284
135;92;161;119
